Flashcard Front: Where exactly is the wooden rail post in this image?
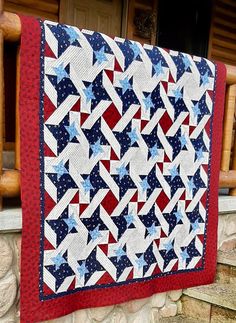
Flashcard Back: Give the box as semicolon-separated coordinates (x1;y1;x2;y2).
219;65;236;191
229;139;236;195
15;46;20;170
0;7;21;207
0;0;4;209
0;11;21;41
0;28;3;210
221;84;236;172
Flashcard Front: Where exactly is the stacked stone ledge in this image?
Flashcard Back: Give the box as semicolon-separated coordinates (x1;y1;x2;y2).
0;235;19;322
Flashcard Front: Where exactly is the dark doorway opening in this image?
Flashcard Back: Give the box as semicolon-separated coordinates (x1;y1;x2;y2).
157;0;212;57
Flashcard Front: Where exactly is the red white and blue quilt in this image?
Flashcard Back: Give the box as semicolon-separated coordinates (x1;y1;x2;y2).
19;16;226;322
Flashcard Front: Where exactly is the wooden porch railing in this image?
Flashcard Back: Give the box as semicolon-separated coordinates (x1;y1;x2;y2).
219;64;236;194
0;11;21;210
0;10;236;210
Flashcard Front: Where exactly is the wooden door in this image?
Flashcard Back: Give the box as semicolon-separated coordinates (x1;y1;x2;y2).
60;0;123;37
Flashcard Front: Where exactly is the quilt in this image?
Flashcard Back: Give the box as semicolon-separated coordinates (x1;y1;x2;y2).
19;15;226;323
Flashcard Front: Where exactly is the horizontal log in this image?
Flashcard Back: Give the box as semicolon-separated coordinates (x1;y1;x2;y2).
219;170;236;188
212;54;236;67
216;5;236;20
213;43;236;57
7;0;59;15
0;11;21;41
212;48;236;62
213;27;236;41
226;64;236;85
5;3;58;21
3;142;15;151
229;187;236;196
221;84;236;171
213;37;236;52
0;29;3;208
218;0;236;9
0;169;20;197
211;55;236;67
214;16;236;30
15;46;20;170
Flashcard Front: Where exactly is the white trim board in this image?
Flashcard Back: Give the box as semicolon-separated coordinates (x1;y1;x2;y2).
219;196;236;214
0;208;22;232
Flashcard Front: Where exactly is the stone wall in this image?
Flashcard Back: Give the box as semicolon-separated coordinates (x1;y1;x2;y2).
218;212;236;252
1;209;236;322
0;233;182;323
0;234;20;322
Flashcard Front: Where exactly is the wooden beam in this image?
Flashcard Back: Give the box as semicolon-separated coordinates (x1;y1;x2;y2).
4;3;58;22
0;11;21;41
212;49;236;64
213;26;236;42
220;84;236;171
15;46;20;170
219;171;236;188
0;0;3;14
230;128;236;171
0;169;20;197
6;0;59;15
226;64;236;85
0;29;3;209
213;37;236;53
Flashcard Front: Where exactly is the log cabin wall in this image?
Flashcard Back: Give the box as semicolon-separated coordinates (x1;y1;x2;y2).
207;0;236;195
4;0;59;21
208;0;236;66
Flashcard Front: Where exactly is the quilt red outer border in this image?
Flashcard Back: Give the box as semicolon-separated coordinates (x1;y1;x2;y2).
19;16;226;323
